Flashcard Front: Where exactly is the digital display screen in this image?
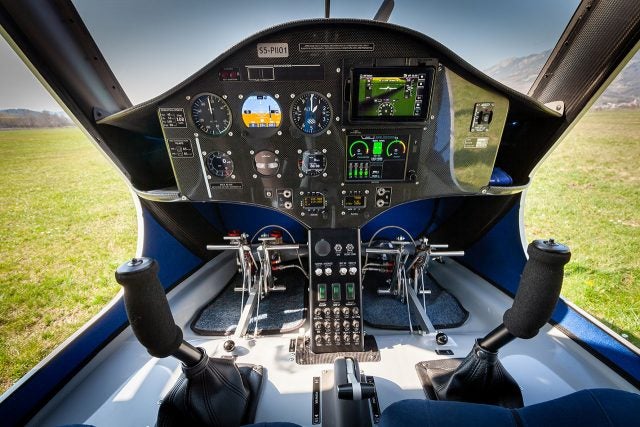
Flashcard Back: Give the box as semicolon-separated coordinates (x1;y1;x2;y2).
343;195;366;208
241;94;281;128
302;194;326;209
346;134;409;182
351;67;433;122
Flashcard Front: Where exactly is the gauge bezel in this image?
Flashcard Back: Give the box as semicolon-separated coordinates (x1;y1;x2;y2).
289;91;333;136
206;151;234;178
253;149;280;177
298;149;327;177
240;92;282;138
190;93;233;137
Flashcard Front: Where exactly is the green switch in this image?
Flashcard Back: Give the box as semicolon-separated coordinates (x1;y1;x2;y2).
346;282;356;300
318;283;327;301
332;283;341;301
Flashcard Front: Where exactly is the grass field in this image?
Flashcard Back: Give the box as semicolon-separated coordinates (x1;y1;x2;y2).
525;110;640;346
0;128;137;393
0;111;638;394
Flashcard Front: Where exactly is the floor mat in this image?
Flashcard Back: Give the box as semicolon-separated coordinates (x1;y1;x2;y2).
192;268;307;336
295;335;381;365
362;271;468;330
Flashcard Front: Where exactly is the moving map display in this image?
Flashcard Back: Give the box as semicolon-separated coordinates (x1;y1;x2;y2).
351;67;433;122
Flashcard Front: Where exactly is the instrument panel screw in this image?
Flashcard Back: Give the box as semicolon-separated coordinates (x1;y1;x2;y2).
341;190;346;195
322;148;327;153
181;196;187;200
238;94;243;99
336;67;341;73
277;173;282;178
231;174;236;179
326;93;332;98
207;175;212;179
185;96;191;100
335;116;340;122
365;190;369;194
274;93;280;99
299;191;304;196
340;182;345;187
290;93;295;98
298;173;304;178
341;211;346;216
415;181;420;185
227;151;232;155
222;94;228;99
228;131;234;136
277;130;282;136
322;173;328;177
252;174;258;178
202;151;207;156
275;150;280;154
301;212;305;216
430;115;435;120
249;150;255;155
326;130;332;135
297;149;302;154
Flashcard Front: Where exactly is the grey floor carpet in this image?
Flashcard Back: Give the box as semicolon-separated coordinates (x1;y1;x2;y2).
362;271;468;330
192;268;307;336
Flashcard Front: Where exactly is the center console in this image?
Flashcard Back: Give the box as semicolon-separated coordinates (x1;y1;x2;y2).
309;228;364;353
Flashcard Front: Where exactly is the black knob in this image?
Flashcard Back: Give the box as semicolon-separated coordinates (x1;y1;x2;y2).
223;340;236;352
315;239;331;257
436;332;449;345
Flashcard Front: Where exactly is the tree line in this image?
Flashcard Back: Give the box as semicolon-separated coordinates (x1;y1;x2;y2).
0;109;72;128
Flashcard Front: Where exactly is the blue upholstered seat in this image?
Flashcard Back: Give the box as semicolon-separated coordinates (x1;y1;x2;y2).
380;388;640;427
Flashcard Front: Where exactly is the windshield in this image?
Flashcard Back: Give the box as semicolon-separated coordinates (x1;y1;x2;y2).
72;0;580;104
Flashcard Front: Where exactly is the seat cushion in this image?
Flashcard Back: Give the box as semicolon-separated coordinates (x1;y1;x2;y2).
243;423;302;427
380;388;640;427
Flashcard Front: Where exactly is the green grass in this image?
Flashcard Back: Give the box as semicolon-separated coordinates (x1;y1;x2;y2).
0;128;137;393
0;112;637;394
525;110;640;347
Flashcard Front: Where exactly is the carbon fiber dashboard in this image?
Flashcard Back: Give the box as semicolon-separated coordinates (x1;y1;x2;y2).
102;20;519;229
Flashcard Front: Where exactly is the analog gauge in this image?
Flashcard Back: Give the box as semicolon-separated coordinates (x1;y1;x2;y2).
298;150;327;176
206;151;234;177
242;95;281;128
378;102;394;117
290;92;332;135
254;150;280;176
191;93;232;136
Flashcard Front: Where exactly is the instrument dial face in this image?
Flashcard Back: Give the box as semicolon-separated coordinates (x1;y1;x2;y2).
290;92;332;135
191;93;232;136
206;151;234;177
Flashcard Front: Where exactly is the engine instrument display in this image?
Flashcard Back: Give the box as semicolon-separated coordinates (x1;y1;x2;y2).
191;93;232;136
346;134;409;182
298;150;327;176
290;92;332;135
241;95;281;128
350;67;433;122
206;151;234;177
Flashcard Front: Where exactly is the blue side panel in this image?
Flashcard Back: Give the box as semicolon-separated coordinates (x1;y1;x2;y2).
194;202;308;242
361;199;436;240
461;203;640;386
0;207;203;427
140;209;203;287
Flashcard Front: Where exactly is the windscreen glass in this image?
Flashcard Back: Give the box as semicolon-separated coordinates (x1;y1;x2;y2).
72;0;579;103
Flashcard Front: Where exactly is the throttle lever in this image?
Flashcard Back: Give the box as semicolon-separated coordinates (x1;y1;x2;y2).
336;358;376;400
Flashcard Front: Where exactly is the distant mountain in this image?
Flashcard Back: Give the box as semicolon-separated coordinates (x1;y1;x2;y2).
484;50;640;109
0;109;72;128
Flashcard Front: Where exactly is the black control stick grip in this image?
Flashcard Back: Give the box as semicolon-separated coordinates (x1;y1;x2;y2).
503;239;571;339
115;258;183;358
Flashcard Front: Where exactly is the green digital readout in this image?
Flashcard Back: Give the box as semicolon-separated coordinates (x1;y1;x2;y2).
373;140;383;155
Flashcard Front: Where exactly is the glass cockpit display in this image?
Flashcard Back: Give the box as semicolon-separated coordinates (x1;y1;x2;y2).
350;67;434;122
241;94;281;128
346;135;409;182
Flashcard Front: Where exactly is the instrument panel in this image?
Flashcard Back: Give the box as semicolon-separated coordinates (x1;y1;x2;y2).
155;21;510;228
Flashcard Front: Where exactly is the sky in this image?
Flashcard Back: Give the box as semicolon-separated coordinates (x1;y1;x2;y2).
0;0;579;111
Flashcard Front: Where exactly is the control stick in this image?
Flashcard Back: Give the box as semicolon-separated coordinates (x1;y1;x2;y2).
115;258;201;366
420;239;571;408
115;257;255;427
